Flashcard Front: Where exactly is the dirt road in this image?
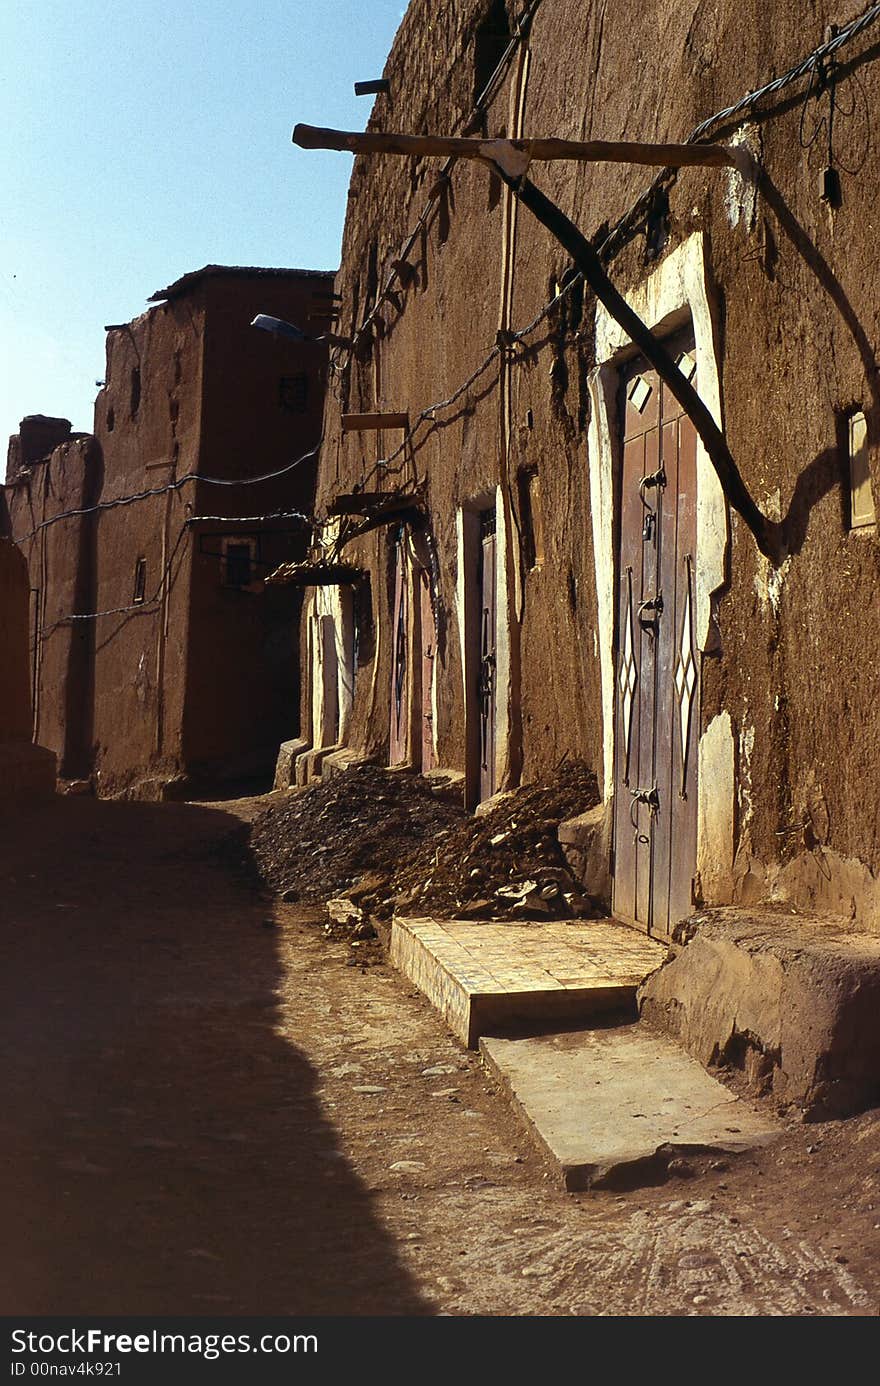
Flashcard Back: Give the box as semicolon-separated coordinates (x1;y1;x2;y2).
1;793;878;1316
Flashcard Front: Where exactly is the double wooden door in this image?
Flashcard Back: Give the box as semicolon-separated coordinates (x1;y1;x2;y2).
389;532;438;772
478;511;497;803
612;344;700;938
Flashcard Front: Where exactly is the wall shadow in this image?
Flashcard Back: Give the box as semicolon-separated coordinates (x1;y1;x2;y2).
754;171;880;557
0;795;430;1315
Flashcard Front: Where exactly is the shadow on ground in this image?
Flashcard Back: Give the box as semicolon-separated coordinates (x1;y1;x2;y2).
0;795;429;1314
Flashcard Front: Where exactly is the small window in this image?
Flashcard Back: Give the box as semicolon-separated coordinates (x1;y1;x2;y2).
517;466;545;570
132;557;147;604
222;536;257;588
130;366;141;418
473;0;511;105
848;410;875;529
279;373;308;413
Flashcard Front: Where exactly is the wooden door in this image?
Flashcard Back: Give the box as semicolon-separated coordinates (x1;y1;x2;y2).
478;511;497;803
419;569;437;772
612;342;699;938
318;613;339;747
389;533;409;765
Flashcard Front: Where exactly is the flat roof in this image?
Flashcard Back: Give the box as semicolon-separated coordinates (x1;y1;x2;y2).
148;263;337;303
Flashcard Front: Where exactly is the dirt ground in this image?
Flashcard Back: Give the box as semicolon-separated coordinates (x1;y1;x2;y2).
1;790;879;1317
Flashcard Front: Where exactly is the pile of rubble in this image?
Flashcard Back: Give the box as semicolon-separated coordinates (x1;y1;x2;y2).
249;759;601;927
364;760;600;921
249;763;463;907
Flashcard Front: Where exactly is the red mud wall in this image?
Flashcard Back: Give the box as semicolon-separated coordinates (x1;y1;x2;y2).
182;272;331;774
0;536;33;743
315;0;880;901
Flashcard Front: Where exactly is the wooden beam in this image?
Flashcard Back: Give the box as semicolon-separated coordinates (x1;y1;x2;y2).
354;79;390;97
341;412;409;432
292;123;743;173
327;491;408;515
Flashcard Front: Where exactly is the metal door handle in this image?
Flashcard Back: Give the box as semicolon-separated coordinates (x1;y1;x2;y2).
637;591;663;630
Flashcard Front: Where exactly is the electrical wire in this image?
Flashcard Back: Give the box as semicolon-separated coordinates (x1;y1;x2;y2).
184;510;312;526
689;3;880;142
11;441;322;543
40;521;189;636
338;0;544;366
350;2;880;478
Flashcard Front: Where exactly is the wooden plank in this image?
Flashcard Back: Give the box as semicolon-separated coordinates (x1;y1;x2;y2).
341;412;409;432
293;123;741;171
327;491;411;516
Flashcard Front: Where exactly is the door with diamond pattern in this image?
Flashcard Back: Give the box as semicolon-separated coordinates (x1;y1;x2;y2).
389;530;409;766
612;339;699;938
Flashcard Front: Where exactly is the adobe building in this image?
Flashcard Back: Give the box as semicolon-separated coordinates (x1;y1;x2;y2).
5;265;333;798
0;528;56;797
289;0;880;947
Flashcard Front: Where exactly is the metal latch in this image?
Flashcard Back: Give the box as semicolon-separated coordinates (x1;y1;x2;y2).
629;785;659;844
637;591;663;630
638;467;666;494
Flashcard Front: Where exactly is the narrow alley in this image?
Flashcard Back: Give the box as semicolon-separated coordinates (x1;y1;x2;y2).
2;791;877;1318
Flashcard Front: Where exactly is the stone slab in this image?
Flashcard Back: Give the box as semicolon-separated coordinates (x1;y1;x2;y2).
639;907;880;1118
320;748;372;780
480;1025;779;1190
558;801;612;907
273;737;310;790
390;916;666;1048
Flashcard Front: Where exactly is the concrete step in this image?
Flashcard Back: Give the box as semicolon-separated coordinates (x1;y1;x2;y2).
390;916;666;1048
480;1024;780;1191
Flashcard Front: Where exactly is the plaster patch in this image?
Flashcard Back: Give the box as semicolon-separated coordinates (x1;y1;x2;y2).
724;124;760;230
697;711;735;904
754;553;790;617
738;721;756;836
493;483;514;792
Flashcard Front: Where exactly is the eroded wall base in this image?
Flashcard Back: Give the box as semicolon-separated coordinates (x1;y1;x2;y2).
638;907;880;1118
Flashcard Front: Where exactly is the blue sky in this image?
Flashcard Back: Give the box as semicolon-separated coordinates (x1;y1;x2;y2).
0;1;404;448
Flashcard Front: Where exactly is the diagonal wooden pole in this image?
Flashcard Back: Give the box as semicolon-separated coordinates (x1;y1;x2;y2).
292;124;780;561
506;173;779;560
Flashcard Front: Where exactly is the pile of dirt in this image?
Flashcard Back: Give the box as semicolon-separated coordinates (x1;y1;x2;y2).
249;764;465;907
249;759;601;924
374;760;601;920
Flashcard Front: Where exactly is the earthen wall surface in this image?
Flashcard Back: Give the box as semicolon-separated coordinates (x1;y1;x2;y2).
5;267;332;796
309;0;880;916
0;537;34;743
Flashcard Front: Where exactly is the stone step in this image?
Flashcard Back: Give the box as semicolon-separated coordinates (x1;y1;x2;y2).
390;916;666;1048
480;1024;779;1191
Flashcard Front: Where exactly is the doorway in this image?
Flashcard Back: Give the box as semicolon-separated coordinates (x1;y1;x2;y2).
612;338;699;937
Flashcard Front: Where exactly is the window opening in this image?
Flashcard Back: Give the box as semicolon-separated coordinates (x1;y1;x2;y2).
132;557;147;604
222;537;257;588
848;409;875;529
279;374;308;413
517;466;544;570
473;0;511;106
